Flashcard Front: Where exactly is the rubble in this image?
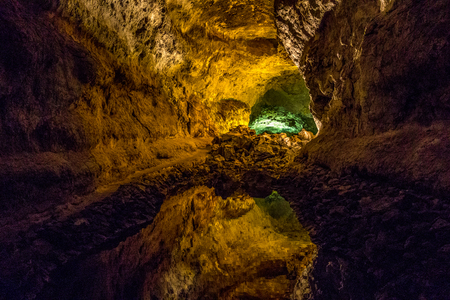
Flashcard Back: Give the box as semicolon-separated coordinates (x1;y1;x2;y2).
207;125;314;177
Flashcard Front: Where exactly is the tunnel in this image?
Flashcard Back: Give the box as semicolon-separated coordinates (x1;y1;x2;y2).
248;73;318;136
1;0;450;299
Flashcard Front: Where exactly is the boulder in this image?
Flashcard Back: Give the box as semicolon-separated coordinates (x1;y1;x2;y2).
220;144;235;161
253;144;275;161
222;192;255;219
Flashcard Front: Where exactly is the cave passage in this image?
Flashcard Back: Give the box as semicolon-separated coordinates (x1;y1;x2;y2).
248;77;318;136
249;104;313;135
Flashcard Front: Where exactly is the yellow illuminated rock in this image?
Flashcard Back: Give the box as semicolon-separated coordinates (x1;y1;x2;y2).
141;186;315;299
97;186;316;299
0;0;316;216
56;0;307;136
2;0;450;299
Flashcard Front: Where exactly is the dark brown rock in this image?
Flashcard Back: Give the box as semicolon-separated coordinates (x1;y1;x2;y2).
277;0;450;194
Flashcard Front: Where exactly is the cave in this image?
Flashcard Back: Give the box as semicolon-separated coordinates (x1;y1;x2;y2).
248;73;318;136
1;0;450;300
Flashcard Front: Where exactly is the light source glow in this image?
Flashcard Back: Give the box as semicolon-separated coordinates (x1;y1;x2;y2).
249;105;305;135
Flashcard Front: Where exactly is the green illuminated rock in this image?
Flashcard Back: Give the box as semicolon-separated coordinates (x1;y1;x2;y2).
249;105;310;135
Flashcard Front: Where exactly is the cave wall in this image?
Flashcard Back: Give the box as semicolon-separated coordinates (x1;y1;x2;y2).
56;0;305;133
275;0;450;193
2;1;450;298
0;0;313;212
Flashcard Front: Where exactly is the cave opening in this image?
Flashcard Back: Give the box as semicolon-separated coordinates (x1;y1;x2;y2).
248;74;318;136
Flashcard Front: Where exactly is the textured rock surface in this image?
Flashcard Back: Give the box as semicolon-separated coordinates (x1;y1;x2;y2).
249;105;312;135
275;0;339;69
1;128;450;299
275;0;450;192
57;0;307;133
0;0;213;214
0;0;313;213
2;0;450;298
278;164;450;299
0;153;214;300
207;125;314;180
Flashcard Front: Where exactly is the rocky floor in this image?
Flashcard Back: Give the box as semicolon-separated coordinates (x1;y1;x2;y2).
277;165;450;300
0;156;213;300
207;125;313;184
1;127;449;299
207;126;450;299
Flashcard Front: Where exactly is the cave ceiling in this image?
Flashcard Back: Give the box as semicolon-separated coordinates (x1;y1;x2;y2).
58;0;311;134
0;0;317;200
0;0;448;201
